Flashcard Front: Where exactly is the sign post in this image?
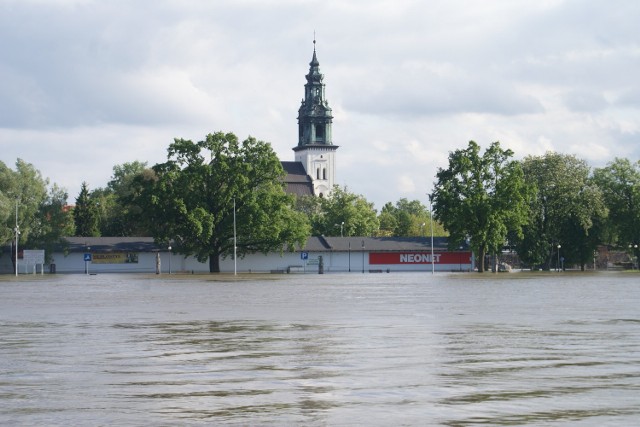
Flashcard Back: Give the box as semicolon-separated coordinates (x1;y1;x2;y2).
23;250;45;275
84;253;92;275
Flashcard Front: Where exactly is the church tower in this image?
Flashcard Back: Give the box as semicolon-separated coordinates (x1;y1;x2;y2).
294;40;338;198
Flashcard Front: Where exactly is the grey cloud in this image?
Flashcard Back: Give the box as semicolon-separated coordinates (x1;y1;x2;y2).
342;70;543;117
616;88;640;107
564;90;608;112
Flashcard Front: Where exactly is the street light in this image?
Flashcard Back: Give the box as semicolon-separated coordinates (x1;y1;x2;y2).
233;198;237;276
629;244;638;269
14;199;19;277
334;221;344;237
361;240;365;274
557;244;561;272
168;245;172;274
428;194;435;275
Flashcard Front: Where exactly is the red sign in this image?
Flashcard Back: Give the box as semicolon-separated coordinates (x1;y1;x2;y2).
369;252;472;265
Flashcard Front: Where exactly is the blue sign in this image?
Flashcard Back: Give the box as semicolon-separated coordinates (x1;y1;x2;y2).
84;253;92;262
301;252;309;260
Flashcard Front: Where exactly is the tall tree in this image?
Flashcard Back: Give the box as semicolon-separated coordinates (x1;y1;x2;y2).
134;132;310;273
0;161;18;247
74;182;100;237
432;141;530;272
298;186;379;237
26;184;75;262
517;152;607;270
377;198;447;237
592;158;640;261
91;161;150;236
0;159;50;272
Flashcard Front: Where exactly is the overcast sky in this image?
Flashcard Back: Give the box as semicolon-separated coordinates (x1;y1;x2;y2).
1;0;639;210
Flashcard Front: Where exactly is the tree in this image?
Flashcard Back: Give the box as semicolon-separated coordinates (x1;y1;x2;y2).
74;182;100;237
517;152;607;270
134;131;310;273
298;186;379;237
26;184;75;262
0;159;51;272
377;198;447;237
90;161;150;236
432;141;530;272
0;161;18;247
592;157;640;261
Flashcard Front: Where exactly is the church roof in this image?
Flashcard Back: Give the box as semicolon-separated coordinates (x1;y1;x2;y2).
281;161;314;196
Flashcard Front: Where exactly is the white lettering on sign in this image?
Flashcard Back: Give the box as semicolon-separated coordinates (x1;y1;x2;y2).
399;253;441;263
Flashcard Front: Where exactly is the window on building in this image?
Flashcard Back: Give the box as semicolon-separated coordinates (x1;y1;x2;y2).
323;168;326;180
317;168;320;180
315;124;324;140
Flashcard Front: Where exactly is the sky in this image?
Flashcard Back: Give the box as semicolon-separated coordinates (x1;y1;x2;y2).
1;0;639;211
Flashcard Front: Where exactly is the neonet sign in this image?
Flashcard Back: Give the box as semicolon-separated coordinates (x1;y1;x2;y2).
369;252;472;265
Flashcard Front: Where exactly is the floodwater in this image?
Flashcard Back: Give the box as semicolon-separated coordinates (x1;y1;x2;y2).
1;272;639;426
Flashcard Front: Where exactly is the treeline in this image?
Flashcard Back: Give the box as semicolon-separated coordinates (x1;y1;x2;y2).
432;141;640;272
2;133;639;272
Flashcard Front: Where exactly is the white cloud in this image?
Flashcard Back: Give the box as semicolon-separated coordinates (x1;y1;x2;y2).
1;0;639;211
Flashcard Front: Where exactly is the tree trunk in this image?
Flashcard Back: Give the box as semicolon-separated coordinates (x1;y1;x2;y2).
209;253;220;273
477;248;486;273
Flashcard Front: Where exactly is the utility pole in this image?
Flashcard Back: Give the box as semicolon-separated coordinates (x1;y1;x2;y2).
15;199;20;277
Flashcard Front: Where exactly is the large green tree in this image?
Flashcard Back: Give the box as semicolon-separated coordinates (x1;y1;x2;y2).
592;157;640;261
377;198;447;237
0;159;51;271
26;184;75;262
432;141;530;272
73;182;100;237
297;186;379;237
134;132;310;273
517;152;607;270
91;161;150;236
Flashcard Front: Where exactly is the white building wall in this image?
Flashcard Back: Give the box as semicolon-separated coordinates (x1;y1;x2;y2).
14;250;472;274
295;147;336;198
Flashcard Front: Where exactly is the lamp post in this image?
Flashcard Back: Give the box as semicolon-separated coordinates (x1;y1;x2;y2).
233;198;237;276
348;241;351;272
335;221;344;237
361;240;365;274
428;194;435;275
557;244;561;272
629;244;638;269
14;199;19;277
168;245;172;274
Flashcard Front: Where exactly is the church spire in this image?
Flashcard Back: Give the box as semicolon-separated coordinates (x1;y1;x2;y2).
293;39;338;199
310;37;319;67
297;39;333;147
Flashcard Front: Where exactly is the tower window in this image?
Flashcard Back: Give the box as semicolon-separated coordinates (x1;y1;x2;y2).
317;168;321;180
316;124;325;140
323;168;327;180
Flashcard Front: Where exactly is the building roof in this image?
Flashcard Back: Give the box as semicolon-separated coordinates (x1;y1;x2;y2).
281;161;314;196
46;236;461;254
60;237;162;253
312;236;457;252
